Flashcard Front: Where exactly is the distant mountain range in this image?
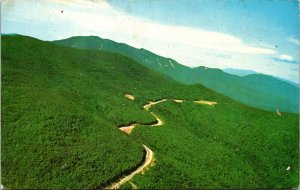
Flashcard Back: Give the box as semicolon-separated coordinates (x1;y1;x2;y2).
223;68;299;87
222;68;257;76
53;36;299;113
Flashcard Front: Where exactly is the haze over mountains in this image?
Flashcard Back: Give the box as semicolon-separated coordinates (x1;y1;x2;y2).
53;36;299;113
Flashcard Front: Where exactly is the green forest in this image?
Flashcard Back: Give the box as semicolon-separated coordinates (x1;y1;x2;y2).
2;35;299;189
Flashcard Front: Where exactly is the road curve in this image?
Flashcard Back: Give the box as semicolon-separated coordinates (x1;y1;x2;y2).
119;99;167;134
119;125;136;134
149;112;163;126
105;145;154;189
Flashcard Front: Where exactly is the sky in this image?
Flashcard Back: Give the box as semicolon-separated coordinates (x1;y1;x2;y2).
2;0;300;83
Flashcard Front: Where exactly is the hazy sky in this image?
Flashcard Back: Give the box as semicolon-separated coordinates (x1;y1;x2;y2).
2;0;299;83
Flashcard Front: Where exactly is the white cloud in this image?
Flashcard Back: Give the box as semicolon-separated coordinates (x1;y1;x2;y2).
287;36;300;46
4;0;275;55
2;0;298;83
276;54;294;62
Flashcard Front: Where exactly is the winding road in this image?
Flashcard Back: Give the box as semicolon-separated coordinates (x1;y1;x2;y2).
105;96;217;189
105;145;154;189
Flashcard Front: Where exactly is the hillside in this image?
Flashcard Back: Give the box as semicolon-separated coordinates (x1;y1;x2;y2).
194;66;299;113
52;36;198;84
53;36;299;113
2;35;299;189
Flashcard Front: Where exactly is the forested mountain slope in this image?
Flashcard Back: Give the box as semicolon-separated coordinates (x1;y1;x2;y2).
2;35;298;189
53;36;299;113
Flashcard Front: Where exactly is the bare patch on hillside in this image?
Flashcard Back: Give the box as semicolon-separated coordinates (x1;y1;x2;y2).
194;100;217;106
125;94;135;100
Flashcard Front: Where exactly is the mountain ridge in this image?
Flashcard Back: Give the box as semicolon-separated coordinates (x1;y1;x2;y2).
53;36;299;113
223;68;258;76
223;68;299;87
